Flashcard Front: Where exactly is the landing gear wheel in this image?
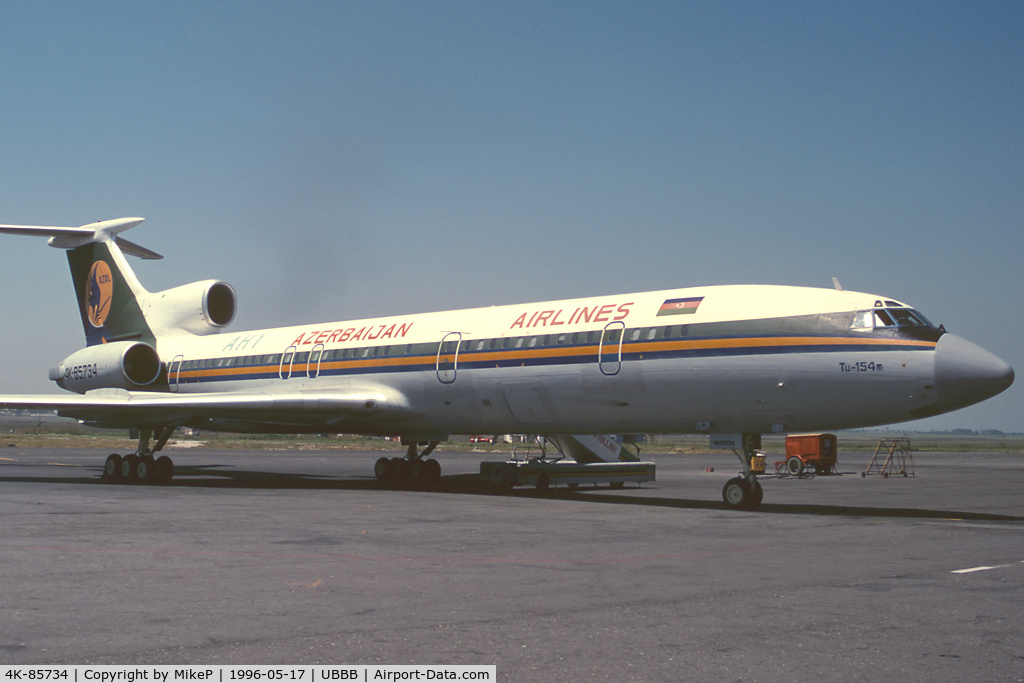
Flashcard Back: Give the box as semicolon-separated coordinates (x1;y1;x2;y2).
136;455;156;484
722;477;748;508
154;455;174;484
609;481;625;489
120;454;139;481
723;477;762;510
387;457;409;480
786;456;805;476
408;459;423;480
374;457;389;480
421;458;441;483
103;454;123;482
749;479;764;507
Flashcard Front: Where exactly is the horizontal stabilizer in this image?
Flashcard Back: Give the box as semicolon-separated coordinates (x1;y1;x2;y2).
115;235;163;260
0;224;95;238
0;217;161;259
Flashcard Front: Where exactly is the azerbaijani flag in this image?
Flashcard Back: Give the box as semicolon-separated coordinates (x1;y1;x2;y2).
657;296;704;316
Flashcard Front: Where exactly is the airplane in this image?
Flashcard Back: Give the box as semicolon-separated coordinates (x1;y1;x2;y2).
0;217;1014;509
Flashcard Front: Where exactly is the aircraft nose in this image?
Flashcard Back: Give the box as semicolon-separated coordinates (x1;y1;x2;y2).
934;333;1014;411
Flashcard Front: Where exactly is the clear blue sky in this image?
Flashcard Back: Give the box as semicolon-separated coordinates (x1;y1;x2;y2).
1;1;1020;431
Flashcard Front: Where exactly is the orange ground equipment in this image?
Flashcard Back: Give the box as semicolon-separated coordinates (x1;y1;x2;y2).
780;433;837;476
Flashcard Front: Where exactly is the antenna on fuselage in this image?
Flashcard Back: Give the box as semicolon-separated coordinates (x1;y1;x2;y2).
831;277;843;291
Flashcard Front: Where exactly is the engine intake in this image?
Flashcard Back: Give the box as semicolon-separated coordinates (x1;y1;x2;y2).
144;280;237;335
51;341;162;393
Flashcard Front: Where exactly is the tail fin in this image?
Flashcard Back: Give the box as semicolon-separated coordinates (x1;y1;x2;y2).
0;217;160;347
66;239;155;346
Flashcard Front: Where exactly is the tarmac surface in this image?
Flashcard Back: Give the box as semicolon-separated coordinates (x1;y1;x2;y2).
1;445;1022;682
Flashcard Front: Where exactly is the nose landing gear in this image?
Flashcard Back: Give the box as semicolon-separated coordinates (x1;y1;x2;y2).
722;434;764;510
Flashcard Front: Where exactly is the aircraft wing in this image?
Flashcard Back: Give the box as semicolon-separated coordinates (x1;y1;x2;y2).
0;387;421;430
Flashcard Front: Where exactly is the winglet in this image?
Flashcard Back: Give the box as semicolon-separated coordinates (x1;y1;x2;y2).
0;217;161;259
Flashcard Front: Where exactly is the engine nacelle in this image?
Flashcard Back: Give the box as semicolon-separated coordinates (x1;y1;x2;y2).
143;280;236;336
50;341;162;393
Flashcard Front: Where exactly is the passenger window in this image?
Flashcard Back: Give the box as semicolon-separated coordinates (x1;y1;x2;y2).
647;328;657;340
529;337;538;348
515;338;524;349
631;329;641;341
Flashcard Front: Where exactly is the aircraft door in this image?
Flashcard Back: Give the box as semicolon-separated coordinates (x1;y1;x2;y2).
436;332;461;384
599;322;625;376
168;355;184;392
308;344;324;379
279;345;296;379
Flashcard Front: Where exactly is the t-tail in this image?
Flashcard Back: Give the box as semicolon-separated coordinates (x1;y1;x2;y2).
0;217;237;392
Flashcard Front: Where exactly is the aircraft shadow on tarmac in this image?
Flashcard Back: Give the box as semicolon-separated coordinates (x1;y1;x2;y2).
1;462;1021;523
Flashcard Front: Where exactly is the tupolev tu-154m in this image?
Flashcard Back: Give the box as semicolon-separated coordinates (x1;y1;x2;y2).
0;217;1014;509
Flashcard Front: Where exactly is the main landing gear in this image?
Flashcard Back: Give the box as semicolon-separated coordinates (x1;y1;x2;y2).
374;440;442;485
722;434;764;511
100;425;176;485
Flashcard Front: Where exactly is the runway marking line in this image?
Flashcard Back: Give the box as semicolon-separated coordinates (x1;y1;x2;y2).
288;578;322;589
951;561;1022;574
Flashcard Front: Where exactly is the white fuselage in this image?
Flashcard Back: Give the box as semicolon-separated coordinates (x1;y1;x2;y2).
153;284;951;438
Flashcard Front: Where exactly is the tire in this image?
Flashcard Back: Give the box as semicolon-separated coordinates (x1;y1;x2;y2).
408;459;423;480
387;457;409;480
154;455;174;484
103;454;123;481
748;480;764;508
136;455;156;483
120;454;139;481
374;457;389;480
786;456;805;476
722;477;748;508
421;458;442;483
723;477;763;510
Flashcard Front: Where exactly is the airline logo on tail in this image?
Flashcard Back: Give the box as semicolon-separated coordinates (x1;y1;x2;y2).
86;260;113;329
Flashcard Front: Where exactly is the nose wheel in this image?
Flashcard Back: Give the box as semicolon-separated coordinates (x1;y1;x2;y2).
722;477;763;510
722;434;764;510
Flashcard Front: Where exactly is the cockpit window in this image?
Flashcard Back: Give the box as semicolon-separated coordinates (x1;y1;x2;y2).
851;308;938;333
889;308;930;327
875;310;895;327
